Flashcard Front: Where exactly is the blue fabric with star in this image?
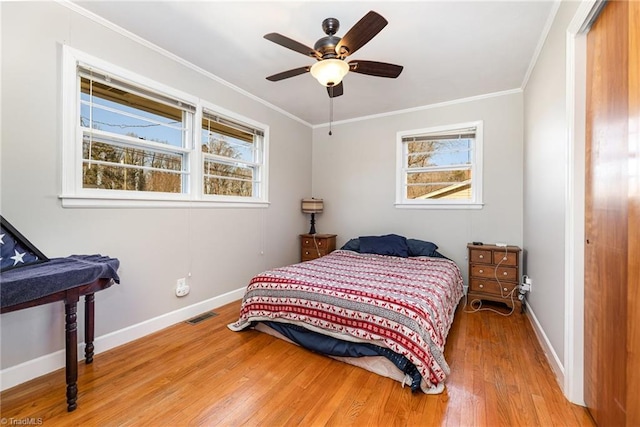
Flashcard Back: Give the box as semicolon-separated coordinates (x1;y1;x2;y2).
0;221;47;272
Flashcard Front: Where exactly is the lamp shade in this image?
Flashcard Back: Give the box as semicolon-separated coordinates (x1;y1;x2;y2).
310;59;349;87
301;198;324;213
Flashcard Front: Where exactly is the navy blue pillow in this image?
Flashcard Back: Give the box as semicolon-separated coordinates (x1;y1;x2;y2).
359;234;409;258
407;239;438;257
429;250;450;260
340;238;360;252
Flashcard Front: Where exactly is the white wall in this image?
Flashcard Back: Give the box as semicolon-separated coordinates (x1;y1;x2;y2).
0;1;311;380
522;0;583;400
311;92;524;280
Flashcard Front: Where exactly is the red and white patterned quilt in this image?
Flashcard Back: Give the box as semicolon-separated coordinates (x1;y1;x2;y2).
229;250;464;392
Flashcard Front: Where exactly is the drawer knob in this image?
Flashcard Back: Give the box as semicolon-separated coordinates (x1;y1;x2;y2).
479;269;484;273
503;256;507;261
305;240;310;244
305;251;309;255
504;287;508;291
479;284;484;288
479;255;484;259
503;272;508;276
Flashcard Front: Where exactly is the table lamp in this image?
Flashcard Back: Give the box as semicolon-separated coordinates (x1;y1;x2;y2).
301;198;323;234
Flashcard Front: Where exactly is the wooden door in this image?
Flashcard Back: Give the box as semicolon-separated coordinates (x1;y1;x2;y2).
584;1;640;425
627;3;640;425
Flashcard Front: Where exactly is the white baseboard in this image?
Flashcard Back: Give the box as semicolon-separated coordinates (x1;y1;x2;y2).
525;302;565;388
0;287;246;392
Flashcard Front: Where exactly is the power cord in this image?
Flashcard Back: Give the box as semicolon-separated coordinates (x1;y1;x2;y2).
312;234;321;258
464;293;516;316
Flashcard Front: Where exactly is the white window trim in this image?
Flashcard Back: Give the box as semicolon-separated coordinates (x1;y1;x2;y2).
60;46;269;208
395;120;484;210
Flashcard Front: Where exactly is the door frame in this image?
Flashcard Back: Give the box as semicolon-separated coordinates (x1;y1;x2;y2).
564;0;605;405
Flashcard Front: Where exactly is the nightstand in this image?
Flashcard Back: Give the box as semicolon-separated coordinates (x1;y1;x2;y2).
467;243;522;312
300;234;336;262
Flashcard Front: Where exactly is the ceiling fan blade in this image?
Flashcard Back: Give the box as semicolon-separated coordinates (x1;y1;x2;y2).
348;60;403;78
335;11;388;58
264;33;321;59
327;82;344;98
266;66;311;82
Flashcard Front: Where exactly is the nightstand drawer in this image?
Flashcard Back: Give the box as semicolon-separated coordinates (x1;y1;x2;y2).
470;249;492;263
493;251;518;266
301;248;330;261
301;237;330;249
469;279;518;297
471;265;518;281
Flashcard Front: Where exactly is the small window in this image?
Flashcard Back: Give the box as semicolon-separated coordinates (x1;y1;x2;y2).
201;110;265;199
396;121;483;209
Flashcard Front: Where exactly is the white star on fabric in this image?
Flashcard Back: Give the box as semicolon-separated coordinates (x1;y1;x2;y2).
11;249;26;266
0;233;5;245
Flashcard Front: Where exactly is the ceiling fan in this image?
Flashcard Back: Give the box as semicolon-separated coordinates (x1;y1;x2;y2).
264;11;404;98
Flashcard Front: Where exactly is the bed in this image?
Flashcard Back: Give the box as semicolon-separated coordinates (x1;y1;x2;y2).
228;234;464;394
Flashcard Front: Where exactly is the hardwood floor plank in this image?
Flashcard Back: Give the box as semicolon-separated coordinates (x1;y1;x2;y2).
0;300;593;426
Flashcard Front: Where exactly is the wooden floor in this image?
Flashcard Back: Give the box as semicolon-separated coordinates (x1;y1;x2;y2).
0;300;594;426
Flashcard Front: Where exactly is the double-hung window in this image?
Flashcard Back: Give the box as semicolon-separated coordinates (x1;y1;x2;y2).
79;67;194;195
61;46;269;208
396;121;483;209
201;109;265;200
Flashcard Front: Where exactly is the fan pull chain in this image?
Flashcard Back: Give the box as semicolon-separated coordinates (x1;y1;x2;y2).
329;86;333;136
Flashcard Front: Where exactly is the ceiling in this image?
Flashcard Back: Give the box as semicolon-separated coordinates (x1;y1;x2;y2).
72;1;555;126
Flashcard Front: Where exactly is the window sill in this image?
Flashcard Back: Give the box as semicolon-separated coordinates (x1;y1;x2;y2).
59;195;270;209
394;202;484;210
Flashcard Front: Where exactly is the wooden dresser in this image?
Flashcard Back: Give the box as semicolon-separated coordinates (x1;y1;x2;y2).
467;243;522;312
300;234;336;262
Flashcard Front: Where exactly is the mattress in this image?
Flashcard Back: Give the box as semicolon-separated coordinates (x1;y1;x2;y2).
228;249;464;393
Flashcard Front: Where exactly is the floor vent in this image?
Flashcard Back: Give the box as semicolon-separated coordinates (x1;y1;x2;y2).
186;311;219;325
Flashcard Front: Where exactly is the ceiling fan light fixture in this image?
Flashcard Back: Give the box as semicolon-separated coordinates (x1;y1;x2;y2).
310;59;349;87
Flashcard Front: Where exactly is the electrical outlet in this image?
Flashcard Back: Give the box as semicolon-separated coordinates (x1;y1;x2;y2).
520;275;532;293
175;277;190;297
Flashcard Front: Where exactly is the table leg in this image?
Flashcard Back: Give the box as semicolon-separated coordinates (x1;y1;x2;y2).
65;301;78;412
84;293;95;363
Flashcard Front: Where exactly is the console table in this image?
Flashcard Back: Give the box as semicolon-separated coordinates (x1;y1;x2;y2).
1;255;120;411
